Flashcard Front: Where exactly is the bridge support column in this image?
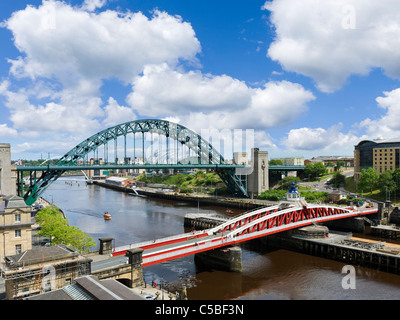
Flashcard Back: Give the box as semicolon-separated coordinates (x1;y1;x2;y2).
99;237;114;255
194;246;242;272
0;143;17;196
127;248;144;288
247;148;268;198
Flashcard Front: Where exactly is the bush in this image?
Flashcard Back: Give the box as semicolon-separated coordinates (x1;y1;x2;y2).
257;190;286;201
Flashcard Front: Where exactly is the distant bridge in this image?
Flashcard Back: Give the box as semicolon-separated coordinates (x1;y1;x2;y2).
16;119;305;205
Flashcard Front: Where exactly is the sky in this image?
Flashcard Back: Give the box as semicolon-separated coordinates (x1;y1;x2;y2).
1;0;400;161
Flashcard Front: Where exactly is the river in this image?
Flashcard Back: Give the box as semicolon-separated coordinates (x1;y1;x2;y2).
43;176;400;300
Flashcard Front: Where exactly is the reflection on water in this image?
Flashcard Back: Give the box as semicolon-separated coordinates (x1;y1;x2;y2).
44;177;400;300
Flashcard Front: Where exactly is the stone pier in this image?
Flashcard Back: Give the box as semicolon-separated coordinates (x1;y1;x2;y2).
194;246;242;272
0;143;16;196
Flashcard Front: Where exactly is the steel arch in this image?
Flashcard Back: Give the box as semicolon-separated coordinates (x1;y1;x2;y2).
23;119;248;205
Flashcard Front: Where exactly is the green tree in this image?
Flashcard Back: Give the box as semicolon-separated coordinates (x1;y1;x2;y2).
281;176;300;190
392;168;400;192
269;159;283;165
35;205;95;253
378;170;396;196
305;163;327;180
357;167;379;194
330;172;346;188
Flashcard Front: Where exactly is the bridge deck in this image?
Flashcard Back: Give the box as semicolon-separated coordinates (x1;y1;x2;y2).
111;205;378;267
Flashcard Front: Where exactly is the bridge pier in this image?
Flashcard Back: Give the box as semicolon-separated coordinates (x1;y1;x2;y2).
0;143;17;196
194;246;242;272
247;148;268;198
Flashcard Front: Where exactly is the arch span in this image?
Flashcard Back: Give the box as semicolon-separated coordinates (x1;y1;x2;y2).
23;119;249;205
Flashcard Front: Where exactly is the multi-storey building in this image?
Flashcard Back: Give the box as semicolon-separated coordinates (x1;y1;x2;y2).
0;194;33;260
354;139;400;180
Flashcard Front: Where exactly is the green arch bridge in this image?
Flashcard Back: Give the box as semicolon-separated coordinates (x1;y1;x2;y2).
16;119;305;205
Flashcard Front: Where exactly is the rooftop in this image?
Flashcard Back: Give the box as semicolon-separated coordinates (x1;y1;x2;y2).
26;275;144;300
4;245;81;268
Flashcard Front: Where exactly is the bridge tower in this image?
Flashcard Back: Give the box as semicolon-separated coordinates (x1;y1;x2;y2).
247;148;268;198
0;143;16;196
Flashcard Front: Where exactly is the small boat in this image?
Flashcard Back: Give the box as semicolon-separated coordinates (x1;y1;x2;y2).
104;211;111;220
226;209;234;214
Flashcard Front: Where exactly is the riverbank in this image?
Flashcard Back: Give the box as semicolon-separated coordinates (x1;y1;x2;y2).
92;180;276;210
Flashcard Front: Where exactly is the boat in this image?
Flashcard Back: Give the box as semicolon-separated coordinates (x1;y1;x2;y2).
104;211;111;220
226;209;234;215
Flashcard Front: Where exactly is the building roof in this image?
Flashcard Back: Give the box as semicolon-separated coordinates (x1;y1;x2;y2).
105;177;128;182
26;275;145;300
356;138;400;149
5;245;80;268
3;195;29;209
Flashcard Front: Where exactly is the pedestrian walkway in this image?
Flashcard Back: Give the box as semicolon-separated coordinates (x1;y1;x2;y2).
130;282;179;300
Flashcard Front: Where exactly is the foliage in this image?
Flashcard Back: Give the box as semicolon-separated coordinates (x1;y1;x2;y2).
281;176;300;190
304;163;327;180
377;170;397;195
257;189;286;201
257;188;329;202
269;159;283;165
35;205;95;253
357;167;379;194
301;191;329;202
137;171;222;190
329;172;346;188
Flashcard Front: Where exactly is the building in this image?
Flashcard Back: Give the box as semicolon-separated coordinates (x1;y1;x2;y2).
0;194;33;260
306;156;354;167
273;157;305;166
26;275;144;300
0;245;92;300
354;138;400;180
105;177;131;188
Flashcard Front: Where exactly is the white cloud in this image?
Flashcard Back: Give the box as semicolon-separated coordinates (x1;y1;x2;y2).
282;124;359;154
0;79;103;136
1;1;201;140
82;0;107;12
102;97;136;127
0;124;18;139
5;1;201;84
128;63;315;132
264;0;400;92
359;88;400;139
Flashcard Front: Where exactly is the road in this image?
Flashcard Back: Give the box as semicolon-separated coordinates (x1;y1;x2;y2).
299;169;354;193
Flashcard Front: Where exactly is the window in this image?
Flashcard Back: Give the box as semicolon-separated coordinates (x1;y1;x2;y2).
15;214;21;223
15;229;21;238
15;244;22;255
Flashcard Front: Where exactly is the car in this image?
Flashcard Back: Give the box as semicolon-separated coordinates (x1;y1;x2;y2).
143;294;157;300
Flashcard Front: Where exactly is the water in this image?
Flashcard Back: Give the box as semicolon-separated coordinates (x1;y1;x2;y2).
43;177;400;300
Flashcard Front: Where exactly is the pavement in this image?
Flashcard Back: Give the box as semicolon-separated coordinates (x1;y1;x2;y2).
130;282;179;300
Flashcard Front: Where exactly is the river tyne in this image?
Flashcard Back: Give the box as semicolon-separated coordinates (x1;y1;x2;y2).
43;176;400;300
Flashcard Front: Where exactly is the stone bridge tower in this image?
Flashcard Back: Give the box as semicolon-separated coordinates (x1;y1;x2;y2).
247;148;268;198
0;143;16;196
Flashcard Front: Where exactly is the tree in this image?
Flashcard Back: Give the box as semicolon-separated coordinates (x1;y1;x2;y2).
269;159;283;165
378;170;396;196
35;205;95;253
330;172;346;188
281;176;300;190
305;163;327;180
357;167;378;194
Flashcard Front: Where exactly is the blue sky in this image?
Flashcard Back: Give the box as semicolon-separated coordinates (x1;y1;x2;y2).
1;0;400;160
